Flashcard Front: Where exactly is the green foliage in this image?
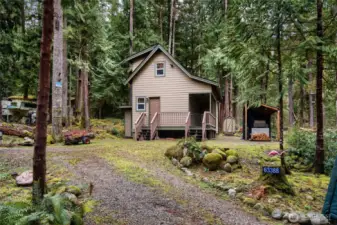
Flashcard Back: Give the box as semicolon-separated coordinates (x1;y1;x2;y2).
287;129;337;175
0;189;85;225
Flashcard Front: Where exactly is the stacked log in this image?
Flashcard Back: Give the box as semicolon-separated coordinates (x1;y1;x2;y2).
251;133;270;141
0;124;34;138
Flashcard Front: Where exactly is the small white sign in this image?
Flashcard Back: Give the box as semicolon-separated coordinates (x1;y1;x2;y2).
56;81;62;88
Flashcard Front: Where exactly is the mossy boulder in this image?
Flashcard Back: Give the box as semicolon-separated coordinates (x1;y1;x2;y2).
243;197;257;207
201;144;215;153
223;163;232;173
227;155;238;164
165;146;184;161
226;149;239;157
202;153;222;171
66;185;81;196
212;149;227;160
47;135;55;144
180;156;193;167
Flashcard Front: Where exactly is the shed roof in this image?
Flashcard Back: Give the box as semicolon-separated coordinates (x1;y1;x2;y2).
248;104;279;116
123;44;219;87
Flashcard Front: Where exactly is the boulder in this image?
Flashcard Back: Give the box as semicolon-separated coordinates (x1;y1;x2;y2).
227;155;238;164
212;149;227;160
225;149;239;157
16;171;33;186
298;213;310;224
171;158;179;166
66;185;81;196
62;192;80;205
228;188;236;198
223;163;232;173
202;153;222;171
307;212;329;225
253;203;264;211
272;209;283;220
19;137;34;146
288;212;300;223
181;167;193;176
165;146;184;161
180;156;192;167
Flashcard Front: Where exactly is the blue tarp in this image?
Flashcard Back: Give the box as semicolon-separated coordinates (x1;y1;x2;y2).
322;157;337;220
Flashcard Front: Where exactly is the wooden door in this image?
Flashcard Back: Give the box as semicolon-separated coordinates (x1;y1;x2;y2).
149;97;160;122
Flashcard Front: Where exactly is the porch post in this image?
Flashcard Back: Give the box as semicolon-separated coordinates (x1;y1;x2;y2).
209;93;211;112
216;101;219;133
244;104;248;140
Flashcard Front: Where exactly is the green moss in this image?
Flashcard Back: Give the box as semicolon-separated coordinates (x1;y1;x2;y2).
227;155;238;164
66;185;81;196
212;149;227;160
243;197;257;206
180;156;192;167
47;135;55;144
226;149;239;157
258;168;295;195
202;153;222;171
200;144;215;153
165;146;184;160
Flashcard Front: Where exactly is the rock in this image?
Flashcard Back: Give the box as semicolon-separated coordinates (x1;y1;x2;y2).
181;167;193;176
212;149;227;160
228;188;236;198
183;147;188;157
202;153;222;171
267;198;278;204
282;212;289;220
225;149;239;157
171;158;179;166
288;212;300;223
202;177;210;183
16;171;33;186
305;195;314;201
253;203;264;211
223;163;232;173
165;146;184;160
298;213;310;224
272;209;283;220
307;212;329;225
180;156;192;167
227;155;238;164
283;219;289;224
23;137;34;145
243;197;257;207
66;185;81;196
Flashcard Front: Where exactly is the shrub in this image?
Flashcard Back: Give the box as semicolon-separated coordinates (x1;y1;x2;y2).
177;137;203;161
287;128;337;175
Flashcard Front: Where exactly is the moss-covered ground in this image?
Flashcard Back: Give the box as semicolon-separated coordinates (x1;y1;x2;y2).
0;134;331;224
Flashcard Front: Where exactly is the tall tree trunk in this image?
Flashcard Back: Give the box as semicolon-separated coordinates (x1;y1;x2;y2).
129;0;133;55
276;15;290;174
288;76;294;127
159;4;163;42
224;77;230;117
21;0;28;100
172;4;176;57
308;58;314;128
62;17;68;127
168;0;176;55
233;83;238;128
52;0;63;142
335;69;337;126
75;69;83;120
315;0;324;174
33;0;53;205
81;69;90;130
300;81;305;127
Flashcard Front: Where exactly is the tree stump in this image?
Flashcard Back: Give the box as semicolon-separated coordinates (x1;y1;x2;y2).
259;166;295;195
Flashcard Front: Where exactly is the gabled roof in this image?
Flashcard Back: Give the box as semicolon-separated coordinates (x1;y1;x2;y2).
124;44;219;87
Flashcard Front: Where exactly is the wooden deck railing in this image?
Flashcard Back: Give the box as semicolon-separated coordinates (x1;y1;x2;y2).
150;112;159;140
134;112;146;140
159;112;189;126
185;112;191;139
202;111;216;141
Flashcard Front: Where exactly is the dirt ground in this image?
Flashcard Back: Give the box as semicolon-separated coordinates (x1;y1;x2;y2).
0;138;270;225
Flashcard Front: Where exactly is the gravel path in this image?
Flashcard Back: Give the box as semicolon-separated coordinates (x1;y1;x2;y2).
0;147;268;225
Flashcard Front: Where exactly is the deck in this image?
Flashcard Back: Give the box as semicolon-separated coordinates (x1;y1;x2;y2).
134;111;216;141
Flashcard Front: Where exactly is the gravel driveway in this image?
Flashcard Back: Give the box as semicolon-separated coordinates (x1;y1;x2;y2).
0;146;268;225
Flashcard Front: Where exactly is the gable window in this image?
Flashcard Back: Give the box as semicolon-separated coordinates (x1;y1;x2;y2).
136;97;146;111
155;62;165;77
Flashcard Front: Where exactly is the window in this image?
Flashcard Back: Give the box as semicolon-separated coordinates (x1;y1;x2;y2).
136;97;146;111
155;62;165;77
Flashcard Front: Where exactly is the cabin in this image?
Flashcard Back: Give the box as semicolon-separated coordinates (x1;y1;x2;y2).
1;96;37;123
121;44;221;141
242;104;280;141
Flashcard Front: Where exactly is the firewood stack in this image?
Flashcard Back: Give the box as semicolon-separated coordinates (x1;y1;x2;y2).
251;133;270;141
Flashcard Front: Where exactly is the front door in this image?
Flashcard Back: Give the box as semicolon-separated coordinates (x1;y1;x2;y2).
149;97;160;124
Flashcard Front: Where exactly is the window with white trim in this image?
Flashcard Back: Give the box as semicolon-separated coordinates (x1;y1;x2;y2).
136;97;146;111
155;62;165;77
